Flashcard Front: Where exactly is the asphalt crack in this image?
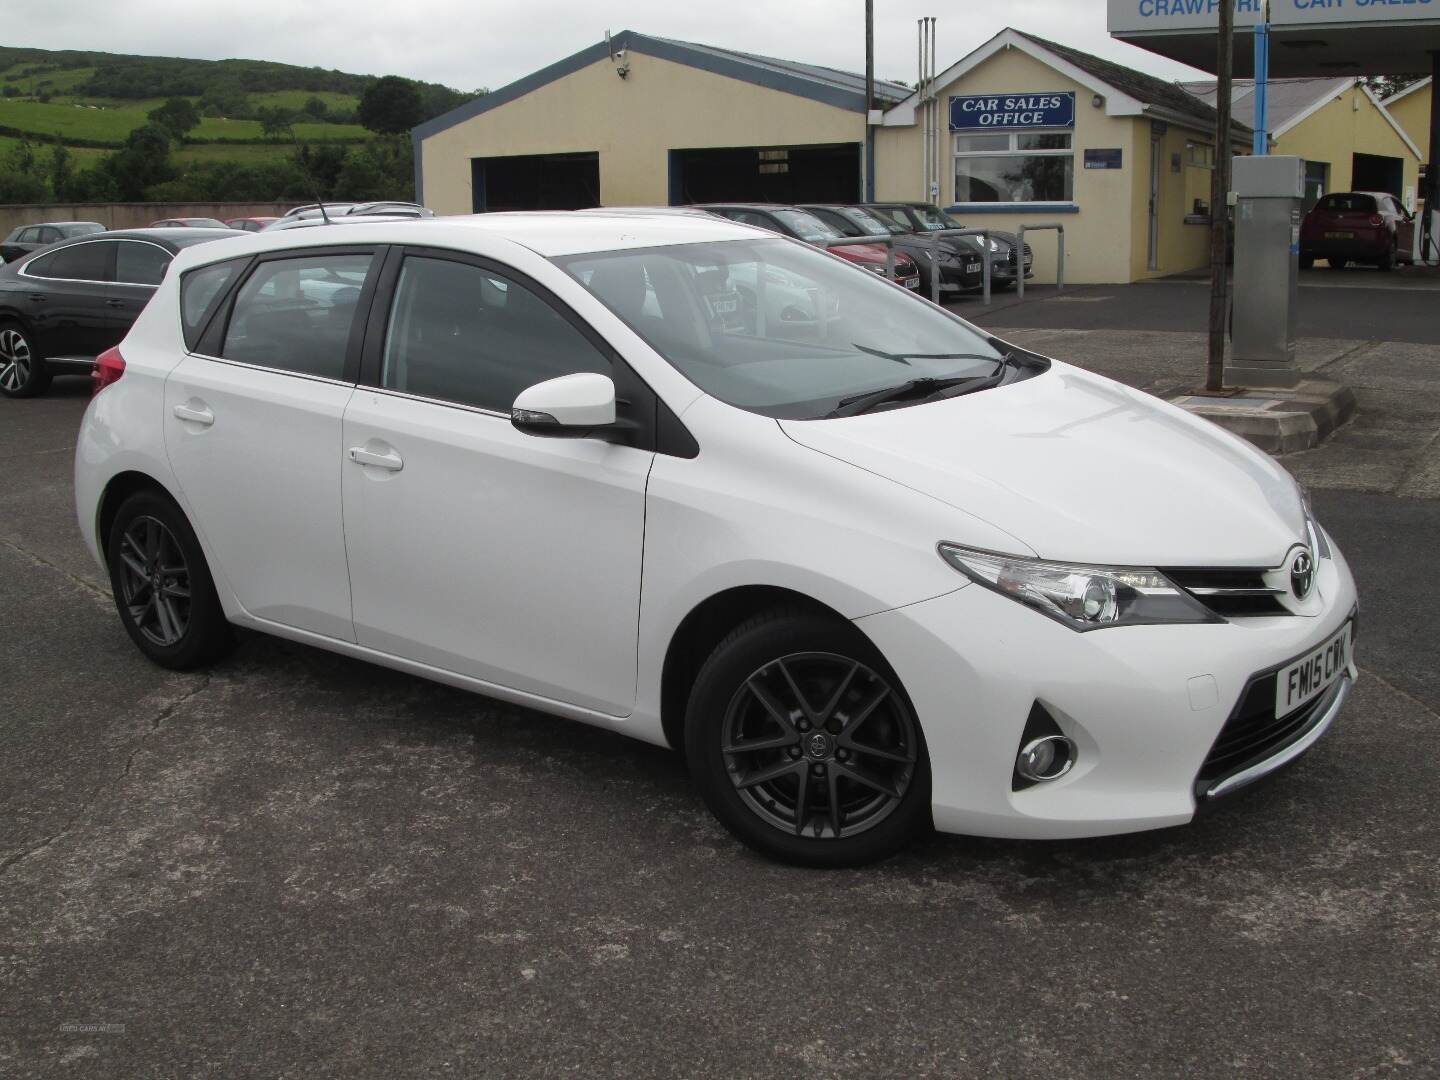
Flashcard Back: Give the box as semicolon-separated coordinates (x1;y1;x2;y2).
0;674;212;880
0;536;111;607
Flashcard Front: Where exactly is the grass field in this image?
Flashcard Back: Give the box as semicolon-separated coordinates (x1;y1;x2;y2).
173;142;296;165
0;98;368;144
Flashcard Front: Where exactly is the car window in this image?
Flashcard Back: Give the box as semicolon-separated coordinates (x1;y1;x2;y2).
221;253;373;380
180;259;245;351
867;207;913;231
561;238;1015;420
17;227;41;244
771;209;843;243
40;227;62;244
61;223;104;238
1317;194;1376;213
115;241;172;286
28;241;111;282
381;255;608;412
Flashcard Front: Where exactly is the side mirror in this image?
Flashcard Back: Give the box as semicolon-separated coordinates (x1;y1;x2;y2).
511;372;616;436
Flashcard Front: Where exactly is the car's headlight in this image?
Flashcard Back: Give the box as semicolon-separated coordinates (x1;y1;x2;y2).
1299;489;1332;559
937;544;1217;631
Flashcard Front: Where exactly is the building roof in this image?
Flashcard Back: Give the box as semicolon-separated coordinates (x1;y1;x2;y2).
1179;76;1353;134
881;27;1249;139
1011;30;1232;131
414;30;905;146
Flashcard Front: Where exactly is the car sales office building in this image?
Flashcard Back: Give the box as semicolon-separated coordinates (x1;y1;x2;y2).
414;28;1248;284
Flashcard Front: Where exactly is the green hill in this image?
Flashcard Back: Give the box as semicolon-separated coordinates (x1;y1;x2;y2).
0;44;476;192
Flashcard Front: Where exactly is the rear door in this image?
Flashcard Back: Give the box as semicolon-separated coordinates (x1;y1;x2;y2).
20;240;115;359
163;246;381;641
106;239;173;348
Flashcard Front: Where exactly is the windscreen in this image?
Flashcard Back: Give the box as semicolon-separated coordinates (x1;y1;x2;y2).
558;238;1017;420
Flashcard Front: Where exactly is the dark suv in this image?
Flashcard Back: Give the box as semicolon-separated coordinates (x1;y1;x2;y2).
801;204;985;299
861;202;1033;289
0;221;105;263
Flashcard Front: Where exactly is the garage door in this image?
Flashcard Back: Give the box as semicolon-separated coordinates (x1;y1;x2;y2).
668;143;861;205
472;152;600;212
1351;153;1403;199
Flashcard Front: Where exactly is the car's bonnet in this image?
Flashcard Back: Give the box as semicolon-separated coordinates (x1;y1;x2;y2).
778;362;1307;568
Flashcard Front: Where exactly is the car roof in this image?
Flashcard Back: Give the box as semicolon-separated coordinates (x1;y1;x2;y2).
20;220;104;229
169;211;764;267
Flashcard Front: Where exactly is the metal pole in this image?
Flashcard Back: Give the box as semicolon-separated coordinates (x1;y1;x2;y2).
1056;225;1064;290
917;20;926;202
1425;51;1440;263
930;18;939;204
865;0;875;202
1252;3;1269;156
1206;0;1234;392
981;234;991;306
930;230;941;305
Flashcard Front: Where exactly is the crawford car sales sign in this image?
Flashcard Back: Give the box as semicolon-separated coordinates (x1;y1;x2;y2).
949;92;1076;130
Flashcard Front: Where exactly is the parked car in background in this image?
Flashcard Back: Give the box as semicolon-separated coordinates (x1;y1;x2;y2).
261;214;422;232
1;221;105;263
280;202;435;221
862;202;1033;290
150;217;230;229
1299;192;1415;271
0;228;240;397
802;203;984;299
225;217;281;233
694;203;921;289
73;212;1356;867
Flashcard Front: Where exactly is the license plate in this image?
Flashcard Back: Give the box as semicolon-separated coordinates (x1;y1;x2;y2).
704;291;740;317
901;276;919;290
1275;622;1352;717
1324;231;1353;240
966;262;981;274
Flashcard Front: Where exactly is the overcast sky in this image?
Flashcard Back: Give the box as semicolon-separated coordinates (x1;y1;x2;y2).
6;0;1211;93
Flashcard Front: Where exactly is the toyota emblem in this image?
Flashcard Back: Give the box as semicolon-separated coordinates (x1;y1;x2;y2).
1290;550;1314;600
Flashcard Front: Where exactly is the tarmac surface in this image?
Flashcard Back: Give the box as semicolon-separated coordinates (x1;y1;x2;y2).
3;277;1439;1076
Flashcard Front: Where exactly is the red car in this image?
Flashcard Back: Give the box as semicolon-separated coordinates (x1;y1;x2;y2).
224;216;280;232
1299;191;1416;271
148;217;230;229
695;204;922;290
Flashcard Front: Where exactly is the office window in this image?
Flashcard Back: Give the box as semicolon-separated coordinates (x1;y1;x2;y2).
954;132;1073;203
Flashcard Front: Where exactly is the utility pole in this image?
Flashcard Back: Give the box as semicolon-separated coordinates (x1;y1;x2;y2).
865;0;875;201
1206;0;1234;391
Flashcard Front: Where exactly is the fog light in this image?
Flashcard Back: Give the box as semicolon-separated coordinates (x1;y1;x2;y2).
1015;735;1076;783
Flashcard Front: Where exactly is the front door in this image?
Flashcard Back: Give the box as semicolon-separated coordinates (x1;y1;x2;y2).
1148;134;1162;272
22;239;115;359
341;250;651;715
164;248;378;641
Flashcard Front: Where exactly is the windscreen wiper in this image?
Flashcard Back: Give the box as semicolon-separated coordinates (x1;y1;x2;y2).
826;352;1017;418
852;345;1000;367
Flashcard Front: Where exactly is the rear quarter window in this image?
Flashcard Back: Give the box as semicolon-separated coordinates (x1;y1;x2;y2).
180;259;245;351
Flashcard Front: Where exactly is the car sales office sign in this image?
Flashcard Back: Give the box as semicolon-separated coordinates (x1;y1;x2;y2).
949;92;1076;130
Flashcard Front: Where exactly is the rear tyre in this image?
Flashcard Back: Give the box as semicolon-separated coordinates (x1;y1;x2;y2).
1327;257;1348;270
0;322;49;398
106;490;235;670
684;608;931;867
1377;241;1395;272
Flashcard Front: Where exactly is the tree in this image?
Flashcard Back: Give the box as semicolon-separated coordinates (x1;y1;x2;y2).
48;140;73;201
0;140;48;202
199;80;248;118
105;124;175;200
357;76;423;135
302;95;328;119
257;106;295;141
147;96;201;138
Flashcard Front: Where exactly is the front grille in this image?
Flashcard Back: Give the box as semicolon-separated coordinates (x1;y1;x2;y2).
1163;567;1290;618
1195;672;1341;794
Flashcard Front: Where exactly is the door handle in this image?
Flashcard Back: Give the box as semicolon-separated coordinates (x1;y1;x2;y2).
105;298;126;308
28;294;46;302
348;446;404;472
172;402;215;426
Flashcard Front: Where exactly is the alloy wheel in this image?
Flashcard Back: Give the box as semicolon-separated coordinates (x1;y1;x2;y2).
116;515;192;647
721;652;918;840
0;328;31;392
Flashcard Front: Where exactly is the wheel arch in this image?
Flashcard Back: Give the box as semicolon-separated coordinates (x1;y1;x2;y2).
659;585;858;753
96;470;184;553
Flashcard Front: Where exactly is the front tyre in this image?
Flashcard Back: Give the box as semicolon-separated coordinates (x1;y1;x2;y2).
684;609;930;867
106;490;234;670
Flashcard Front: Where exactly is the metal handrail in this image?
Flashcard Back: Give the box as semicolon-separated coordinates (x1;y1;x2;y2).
1016;223;1065;299
817;232;897;281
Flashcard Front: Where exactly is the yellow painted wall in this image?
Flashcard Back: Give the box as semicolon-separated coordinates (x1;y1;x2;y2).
874;45;1215;284
1385;82;1432;166
420;52;865;213
1275;84;1421;204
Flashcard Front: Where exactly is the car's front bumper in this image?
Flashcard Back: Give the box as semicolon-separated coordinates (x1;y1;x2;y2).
855;543;1358;840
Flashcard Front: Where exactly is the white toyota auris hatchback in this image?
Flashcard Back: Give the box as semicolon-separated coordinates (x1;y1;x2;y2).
75;212;1357;866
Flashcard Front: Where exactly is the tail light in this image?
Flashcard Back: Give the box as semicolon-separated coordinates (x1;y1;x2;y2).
91;346;125;396
1369;214;1383;227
